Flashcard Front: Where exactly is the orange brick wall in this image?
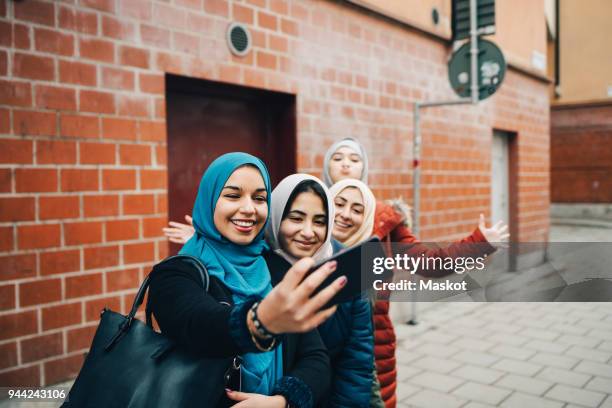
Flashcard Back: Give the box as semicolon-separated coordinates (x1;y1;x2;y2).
551;104;612;203
0;0;549;386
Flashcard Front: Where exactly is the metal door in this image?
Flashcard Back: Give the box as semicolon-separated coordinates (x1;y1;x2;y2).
166;75;296;254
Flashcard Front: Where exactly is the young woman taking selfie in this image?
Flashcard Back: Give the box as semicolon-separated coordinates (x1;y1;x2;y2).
263;174;378;408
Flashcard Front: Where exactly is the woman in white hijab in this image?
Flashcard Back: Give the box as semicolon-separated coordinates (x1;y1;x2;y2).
265;174;334;264
329;179;376;248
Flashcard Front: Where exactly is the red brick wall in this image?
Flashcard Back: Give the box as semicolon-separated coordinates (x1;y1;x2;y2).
0;0;549;386
551;103;612;203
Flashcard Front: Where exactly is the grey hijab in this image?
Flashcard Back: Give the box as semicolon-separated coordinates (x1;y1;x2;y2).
322;137;369;187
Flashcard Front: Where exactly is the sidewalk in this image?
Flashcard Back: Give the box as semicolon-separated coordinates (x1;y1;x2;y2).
394;222;612;408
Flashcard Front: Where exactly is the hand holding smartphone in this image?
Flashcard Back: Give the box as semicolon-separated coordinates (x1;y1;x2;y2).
308;237;385;306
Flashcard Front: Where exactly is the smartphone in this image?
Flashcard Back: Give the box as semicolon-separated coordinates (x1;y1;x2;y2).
308;236;386;306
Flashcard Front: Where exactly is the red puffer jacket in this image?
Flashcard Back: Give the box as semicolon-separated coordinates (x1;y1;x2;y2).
372;202;496;408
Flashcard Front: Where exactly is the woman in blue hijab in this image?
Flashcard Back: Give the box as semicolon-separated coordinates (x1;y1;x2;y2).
149;153;346;408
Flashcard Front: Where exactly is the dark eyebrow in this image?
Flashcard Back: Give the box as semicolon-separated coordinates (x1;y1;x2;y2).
335;196;347;203
222;186;267;193
288;210;306;216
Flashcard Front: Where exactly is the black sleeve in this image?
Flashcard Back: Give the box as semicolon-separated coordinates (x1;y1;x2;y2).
148;259;266;358
274;329;331;407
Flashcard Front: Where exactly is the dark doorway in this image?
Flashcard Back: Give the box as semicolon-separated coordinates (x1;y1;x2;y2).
166;74;296;254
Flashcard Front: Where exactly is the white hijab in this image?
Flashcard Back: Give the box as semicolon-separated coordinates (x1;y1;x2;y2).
322;137;369;187
330;179;376;247
265;174;335;264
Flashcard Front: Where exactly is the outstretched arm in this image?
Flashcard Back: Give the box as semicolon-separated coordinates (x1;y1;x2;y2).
390;214;509;278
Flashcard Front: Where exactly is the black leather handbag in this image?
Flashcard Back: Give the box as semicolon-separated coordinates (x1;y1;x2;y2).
62;255;241;408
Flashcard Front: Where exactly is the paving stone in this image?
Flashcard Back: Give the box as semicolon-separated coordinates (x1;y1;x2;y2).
565;345;612;363
535;366;591;387
444;327;490;340
461;403;495;408
585;376;612;393
408;371;464;393
452;338;496;352
451;382;511;405
414;342;460;358
495;373;554;395
486;322;522;334
397;365;422;381
549;323;589;336
415;330;459;345
521;318;556;330
403;389;466;408
477;312;518;324
490;344;536;361
588;328;612;341
573;360;612;378
572;308;609;319
396;349;423;366
545;384;606;407
601;395;612;408
450;316;490;328
398;339;425;352
523;339;569;354
395;324;428;340
396;382;421;402
576;318;608;330
598;340;612;352
445;323;496;339
557;333;602;348
412;356;461;374
487;333;530;347
499;392;564;408
518;328;560;341
491;358;543;376
529;352;580;369
452;350;500;367
451;365;505;385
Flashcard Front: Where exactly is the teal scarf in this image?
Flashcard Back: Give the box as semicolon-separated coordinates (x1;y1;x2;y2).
180;152;282;395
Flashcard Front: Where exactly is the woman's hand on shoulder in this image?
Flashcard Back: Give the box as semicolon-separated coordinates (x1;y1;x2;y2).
257;257;346;334
162;215;195;244
226;390;286;408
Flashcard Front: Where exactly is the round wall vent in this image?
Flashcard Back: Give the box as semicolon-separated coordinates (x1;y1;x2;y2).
227;23;252;57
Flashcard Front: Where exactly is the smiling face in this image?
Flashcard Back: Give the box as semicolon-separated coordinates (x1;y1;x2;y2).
213;165;268;245
332;187;365;243
328;146;364;184
279;191;328;258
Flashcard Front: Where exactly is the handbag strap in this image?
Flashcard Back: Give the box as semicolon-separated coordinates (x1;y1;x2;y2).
103;255;211;351
139;255;210;327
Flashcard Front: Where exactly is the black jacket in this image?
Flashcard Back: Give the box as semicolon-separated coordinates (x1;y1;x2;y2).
147;257;330;408
264;251;374;408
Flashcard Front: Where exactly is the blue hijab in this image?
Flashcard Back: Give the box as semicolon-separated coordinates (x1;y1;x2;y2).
180;152;281;395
